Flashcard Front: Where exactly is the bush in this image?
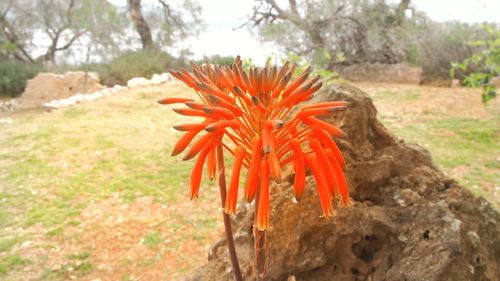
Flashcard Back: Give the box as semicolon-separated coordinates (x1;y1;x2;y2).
98;50;172;86
417;22;489;82
451;24;500;104
195;55;235;66
0;61;41;97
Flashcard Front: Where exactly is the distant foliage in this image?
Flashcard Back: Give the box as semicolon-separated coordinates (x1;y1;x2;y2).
98;50;172;86
418;22;489;82
248;0;424;67
451;24;500;104
0;60;41;97
267;53;341;85
195;55;235;66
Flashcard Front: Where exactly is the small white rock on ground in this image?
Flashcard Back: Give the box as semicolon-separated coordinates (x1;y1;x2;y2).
46;72;173;109
43;85;127;109
127;73;172;88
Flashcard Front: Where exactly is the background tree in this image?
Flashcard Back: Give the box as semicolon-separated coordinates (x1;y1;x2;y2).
0;0;125;64
246;0;424;68
127;0;155;50
127;0;203;51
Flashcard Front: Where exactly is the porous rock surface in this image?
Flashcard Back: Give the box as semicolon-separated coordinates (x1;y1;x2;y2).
187;85;500;281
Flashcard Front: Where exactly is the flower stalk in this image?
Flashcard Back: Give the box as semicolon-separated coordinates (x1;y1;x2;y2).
216;140;243;281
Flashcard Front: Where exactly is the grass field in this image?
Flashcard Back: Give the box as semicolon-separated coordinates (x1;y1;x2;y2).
0;82;498;280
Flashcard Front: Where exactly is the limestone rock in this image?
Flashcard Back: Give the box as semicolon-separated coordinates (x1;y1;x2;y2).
187;85;500;281
19;71;103;109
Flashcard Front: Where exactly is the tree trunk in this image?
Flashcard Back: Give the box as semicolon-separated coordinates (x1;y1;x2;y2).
395;0;410;25
127;0;155;50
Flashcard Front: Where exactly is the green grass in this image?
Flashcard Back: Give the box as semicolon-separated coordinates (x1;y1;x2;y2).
372;90;421;101
0;236;23;252
67;251;91;261
0;254;30;276
41;262;93;280
381;114;499;208
142;231;162;248
388;117;499;169
0;84;210;279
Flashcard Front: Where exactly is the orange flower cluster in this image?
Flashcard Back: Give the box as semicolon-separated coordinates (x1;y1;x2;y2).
159;57;350;230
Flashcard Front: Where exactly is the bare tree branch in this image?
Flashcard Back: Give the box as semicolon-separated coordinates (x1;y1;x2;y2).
0;2;34;62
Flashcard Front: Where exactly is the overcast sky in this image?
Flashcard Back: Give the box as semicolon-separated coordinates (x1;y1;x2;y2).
181;0;500;64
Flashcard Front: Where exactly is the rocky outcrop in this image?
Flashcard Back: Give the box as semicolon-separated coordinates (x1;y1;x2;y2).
187;85;500;281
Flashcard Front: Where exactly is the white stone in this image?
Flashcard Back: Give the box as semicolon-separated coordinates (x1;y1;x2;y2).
151;73;171;85
127;77;151;88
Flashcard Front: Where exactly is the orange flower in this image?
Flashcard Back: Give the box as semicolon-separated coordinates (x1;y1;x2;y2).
160;57;351;230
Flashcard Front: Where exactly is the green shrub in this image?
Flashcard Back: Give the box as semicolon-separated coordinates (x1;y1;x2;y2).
195;55;235;66
0;61;41;97
98;50;172;86
451;24;500;104
417;22;489;82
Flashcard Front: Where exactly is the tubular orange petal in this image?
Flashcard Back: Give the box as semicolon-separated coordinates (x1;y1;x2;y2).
326;148;350;206
172;129;202;156
268;151;282;183
256;159;270;230
242;71;255;95
231;65;246;90
272;61;289;90
261;124;274;154
302;101;350;110
196;82;235;104
169;70;195;88
158;97;194;105
311;126;346;170
206;146;216;181
280;81;313;107
244;137;262;202
178;70;198;88
309;138;335;198
202;106;234;120
232;86;253;105
214;66;233;89
304;153;334;218
189;140;216;199
272;73;291;98
205;120;240;133
251;96;267;114
224;146;247;214
173;108;210;118
282;67;311;97
301;117;348;138
289;82;323;106
289;138;306;200
185;102;206;110
183;132;218;161
324;149;340;198
297;106;347;118
173;123;207;131
208;95;244;117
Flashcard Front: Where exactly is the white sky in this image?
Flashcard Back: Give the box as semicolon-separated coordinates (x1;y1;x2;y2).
184;0;500;64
